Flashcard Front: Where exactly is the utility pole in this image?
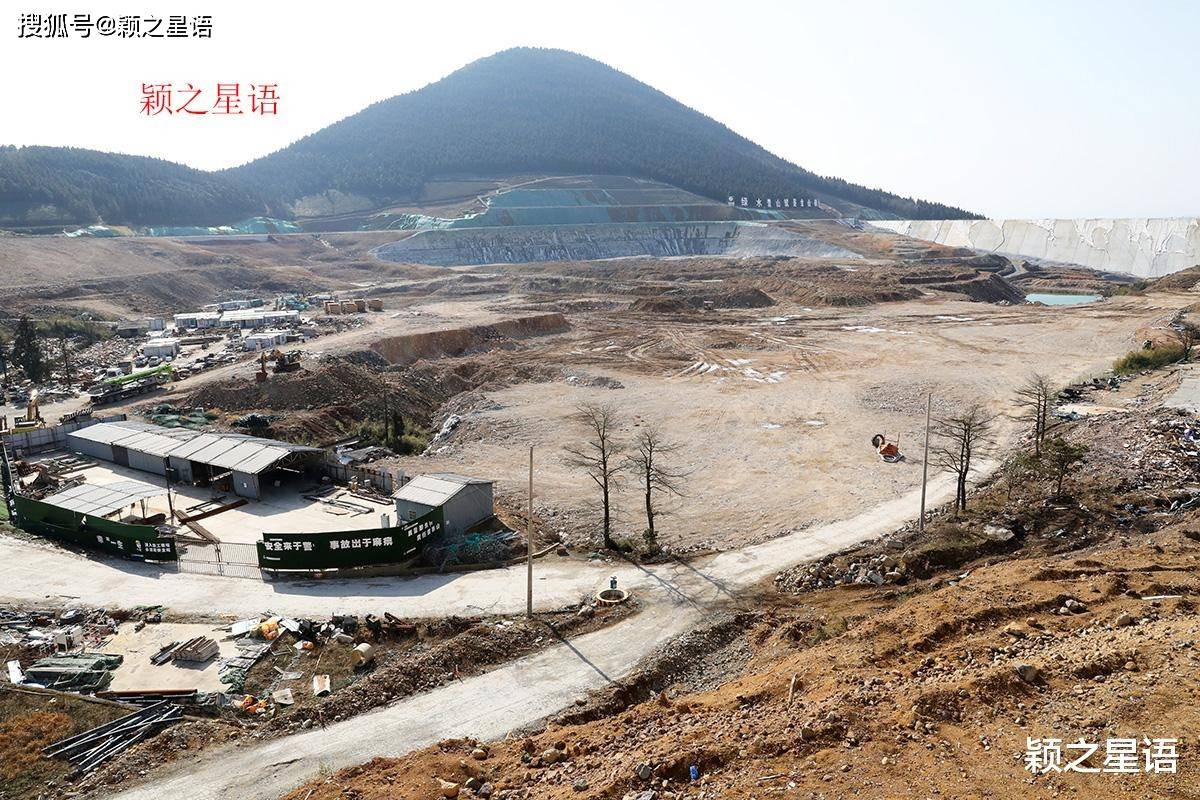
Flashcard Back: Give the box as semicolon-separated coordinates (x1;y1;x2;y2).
163;457;176;525
919;393;932;533
526;445;534;619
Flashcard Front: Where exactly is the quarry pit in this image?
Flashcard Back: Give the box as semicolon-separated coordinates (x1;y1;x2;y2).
14;220;1180;556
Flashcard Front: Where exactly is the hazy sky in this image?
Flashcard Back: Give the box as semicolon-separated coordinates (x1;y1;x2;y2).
4;0;1198;219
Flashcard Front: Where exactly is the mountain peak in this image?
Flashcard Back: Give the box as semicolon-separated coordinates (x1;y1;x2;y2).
0;48;978;229
230;47;976;222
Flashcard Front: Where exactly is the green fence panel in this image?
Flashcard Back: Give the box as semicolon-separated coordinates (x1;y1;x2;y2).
14;495;159;540
89;515;159;540
257;507;443;570
14;495;75;527
13;495;177;561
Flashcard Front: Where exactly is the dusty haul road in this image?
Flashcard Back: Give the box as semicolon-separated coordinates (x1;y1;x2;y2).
98;470;962;800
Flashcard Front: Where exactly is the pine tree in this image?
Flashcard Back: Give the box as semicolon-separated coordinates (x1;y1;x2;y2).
11;317;45;382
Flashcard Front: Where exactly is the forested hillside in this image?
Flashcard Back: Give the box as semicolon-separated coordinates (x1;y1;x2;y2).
0;146;262;228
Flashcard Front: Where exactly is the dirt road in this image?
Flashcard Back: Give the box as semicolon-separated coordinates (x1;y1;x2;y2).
97;469;961;800
0;534;610;618
0;463;958;620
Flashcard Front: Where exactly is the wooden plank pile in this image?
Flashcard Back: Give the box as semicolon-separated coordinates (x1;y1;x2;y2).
150;640;182;665
172;636;219;664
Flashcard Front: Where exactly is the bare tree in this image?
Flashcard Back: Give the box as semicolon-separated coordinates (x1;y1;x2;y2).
564;404;623;550
624;425;685;547
1171;318;1200;361
932;404;995;514
1014;374;1056;455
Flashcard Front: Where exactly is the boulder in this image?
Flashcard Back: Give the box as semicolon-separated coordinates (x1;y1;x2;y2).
1015;663;1042;684
983;524;1015;542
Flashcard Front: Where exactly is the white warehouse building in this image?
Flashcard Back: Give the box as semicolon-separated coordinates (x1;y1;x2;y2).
393;474;494;537
142;338;180;359
173;309;299;331
66;420;322;500
221;309;299;329
244;329;290;351
173;311;221;330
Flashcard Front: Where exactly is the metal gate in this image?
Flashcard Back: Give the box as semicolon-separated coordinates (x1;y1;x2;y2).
175;540;263;580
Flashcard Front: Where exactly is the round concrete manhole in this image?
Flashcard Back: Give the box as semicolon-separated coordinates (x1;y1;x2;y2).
596;588;629;605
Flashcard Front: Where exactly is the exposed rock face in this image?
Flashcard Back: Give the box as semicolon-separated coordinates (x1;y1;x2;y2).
873;218;1200;278
927;273;1025;304
369;314;570;366
372;222;861;267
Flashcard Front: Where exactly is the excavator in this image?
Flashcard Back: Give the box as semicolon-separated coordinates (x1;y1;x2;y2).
12;389;44;432
254;349;302;383
271;349;302;373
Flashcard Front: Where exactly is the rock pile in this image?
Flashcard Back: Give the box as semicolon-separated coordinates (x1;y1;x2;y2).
184;361;386;412
775;550;908;593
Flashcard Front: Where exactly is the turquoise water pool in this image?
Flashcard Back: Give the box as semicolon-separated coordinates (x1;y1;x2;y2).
1025;293;1102;306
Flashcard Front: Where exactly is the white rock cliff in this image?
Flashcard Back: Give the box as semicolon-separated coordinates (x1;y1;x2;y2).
873;218;1200;278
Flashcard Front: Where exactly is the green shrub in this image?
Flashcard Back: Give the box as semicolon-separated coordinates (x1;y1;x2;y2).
353;418;430;455
1108;281;1147;297
1113;343;1186;374
808;616;850;645
36;317;114;346
611;536;637;553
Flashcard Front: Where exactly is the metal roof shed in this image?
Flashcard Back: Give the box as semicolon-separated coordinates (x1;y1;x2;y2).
393;473;493;537
41;479;166;519
64;421;321;500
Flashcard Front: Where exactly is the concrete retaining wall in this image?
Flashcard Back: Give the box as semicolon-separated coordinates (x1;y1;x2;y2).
5;414;126;457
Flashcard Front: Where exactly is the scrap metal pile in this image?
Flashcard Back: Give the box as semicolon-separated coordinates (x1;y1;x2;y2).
10;451;96;499
43;700;184;775
0;606;123;656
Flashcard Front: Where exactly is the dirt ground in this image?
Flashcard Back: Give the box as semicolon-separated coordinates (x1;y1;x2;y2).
54;227;1189;557
5;222;1200;799
282;371;1200;800
386;292;1188;552
67;602;636;799
0;688;128;800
